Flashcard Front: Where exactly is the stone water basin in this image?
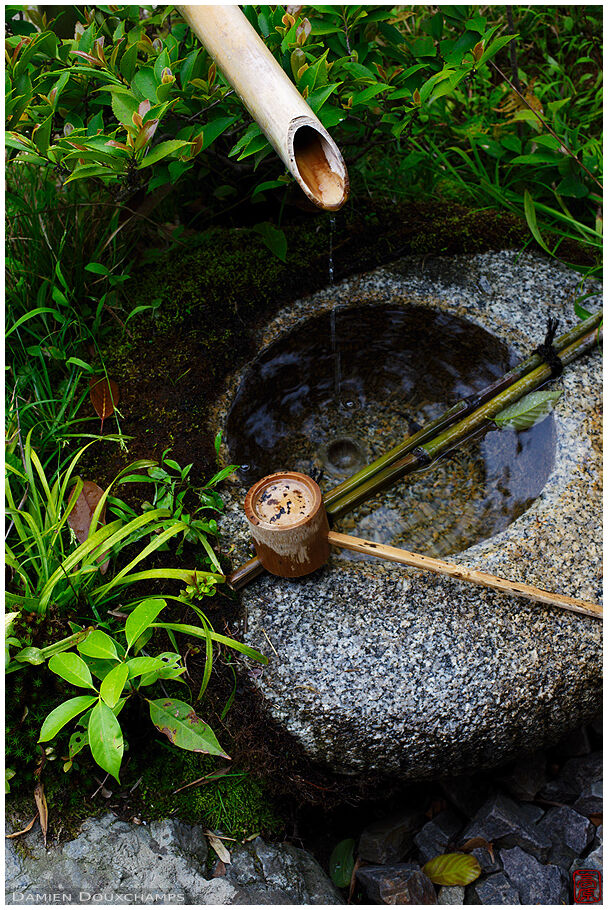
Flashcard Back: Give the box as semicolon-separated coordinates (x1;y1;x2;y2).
215;250;602;780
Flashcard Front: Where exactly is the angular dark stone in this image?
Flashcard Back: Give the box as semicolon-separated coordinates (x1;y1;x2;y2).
470;846;501;875
439;777;494;819
356;863;437;905
497;752;547;801
413;810;464;865
500;846;568;904
462;792;551;862
573;779;603;818
540;752;603;803
551;726;592;760
570;843;603;876
467;872;521;904
536;806;595;868
359;807;427;864
437;885;465;904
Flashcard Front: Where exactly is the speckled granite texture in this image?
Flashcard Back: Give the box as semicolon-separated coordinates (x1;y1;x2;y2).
215;250;602;779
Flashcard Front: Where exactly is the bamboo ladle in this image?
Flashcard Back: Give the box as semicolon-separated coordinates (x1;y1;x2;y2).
242;472;602;621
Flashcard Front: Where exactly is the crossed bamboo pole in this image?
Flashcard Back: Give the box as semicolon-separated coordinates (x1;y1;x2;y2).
228;312;602;615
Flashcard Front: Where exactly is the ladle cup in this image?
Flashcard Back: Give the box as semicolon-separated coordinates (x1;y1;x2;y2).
242;472;602;621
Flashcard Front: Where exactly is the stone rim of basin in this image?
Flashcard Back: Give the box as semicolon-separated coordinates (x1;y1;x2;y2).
210;249;602;781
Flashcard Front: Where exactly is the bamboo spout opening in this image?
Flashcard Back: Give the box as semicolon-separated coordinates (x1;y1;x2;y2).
291;123;349;211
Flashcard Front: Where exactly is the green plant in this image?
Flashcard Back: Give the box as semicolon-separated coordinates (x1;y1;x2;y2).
106;446;238;572
37;598;267;782
5;432;223;622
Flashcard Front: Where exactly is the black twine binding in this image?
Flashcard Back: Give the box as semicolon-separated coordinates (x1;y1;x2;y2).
533;316;563;377
413;446;432;465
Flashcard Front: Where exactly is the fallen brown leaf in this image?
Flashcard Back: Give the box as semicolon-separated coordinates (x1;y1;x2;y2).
34;782;48;847
5;816;37;839
68;480;109;573
211;860;226;878
458;837;495;862
204;831;231;864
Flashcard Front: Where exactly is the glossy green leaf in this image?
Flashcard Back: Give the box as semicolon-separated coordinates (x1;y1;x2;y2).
99;663;129;708
125;598;166;650
138;140;189;168
78;630;119;661
494;390;562;431
423;852;481;886
48;653;96;689
88;700;124;782
252;222;287;262
126;655;171;679
523;189;550;253
39;695;97;742
148;698;229;757
329;838;355;888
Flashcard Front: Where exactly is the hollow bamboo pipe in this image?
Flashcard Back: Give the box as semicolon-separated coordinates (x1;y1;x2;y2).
178;5;349;211
327;531;602;621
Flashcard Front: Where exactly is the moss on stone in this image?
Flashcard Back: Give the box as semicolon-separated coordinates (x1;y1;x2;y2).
133;746;283;839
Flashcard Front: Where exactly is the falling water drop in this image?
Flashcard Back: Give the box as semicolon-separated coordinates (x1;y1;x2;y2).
328;215;335;283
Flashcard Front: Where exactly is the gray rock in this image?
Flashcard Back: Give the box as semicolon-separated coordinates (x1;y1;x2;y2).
570;843;603;876
552;726;592;759
439;777;494;819
467;872;520;904
413;810;463;864
217;250;602;779
463;793;551;861
359;806;427;863
470;846;501;875
500;846;568;904
497;752;547;801
540;751;603;803
573;779;603;818
5;815;340;905
437;884;465;904
536;806;595;867
356;862;436;904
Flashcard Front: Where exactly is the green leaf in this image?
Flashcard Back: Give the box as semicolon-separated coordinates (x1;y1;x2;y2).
88;700;124;782
132;66;158;103
48;653;96;690
99;663;129;708
110;89;139;127
85;262;110;275
125;598;166;650
126;655;171;679
148;698;229;757
329;838;355;888
494;391;562;431
252;222;287;262
523;189;550;253
14;646;44;665
78;630;119;661
574;301;592;321
39;695;97;743
423;853;481;886
138;140;189;168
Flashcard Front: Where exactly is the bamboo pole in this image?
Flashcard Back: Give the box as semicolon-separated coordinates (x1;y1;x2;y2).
178;5;349;211
327;531;602;620
325;310;603;511
328;327;600;517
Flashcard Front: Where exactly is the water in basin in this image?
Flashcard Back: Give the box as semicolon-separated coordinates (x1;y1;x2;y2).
226;304;556;558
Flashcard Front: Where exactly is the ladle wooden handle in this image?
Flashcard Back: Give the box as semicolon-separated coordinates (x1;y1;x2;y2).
327;531;602;620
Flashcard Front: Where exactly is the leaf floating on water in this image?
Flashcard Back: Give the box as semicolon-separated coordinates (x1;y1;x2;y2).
89;376;119;432
493;390;562;431
329;837;356;888
423;852;481;886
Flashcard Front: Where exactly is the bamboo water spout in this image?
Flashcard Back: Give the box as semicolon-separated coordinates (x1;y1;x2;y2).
179;5;349;211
